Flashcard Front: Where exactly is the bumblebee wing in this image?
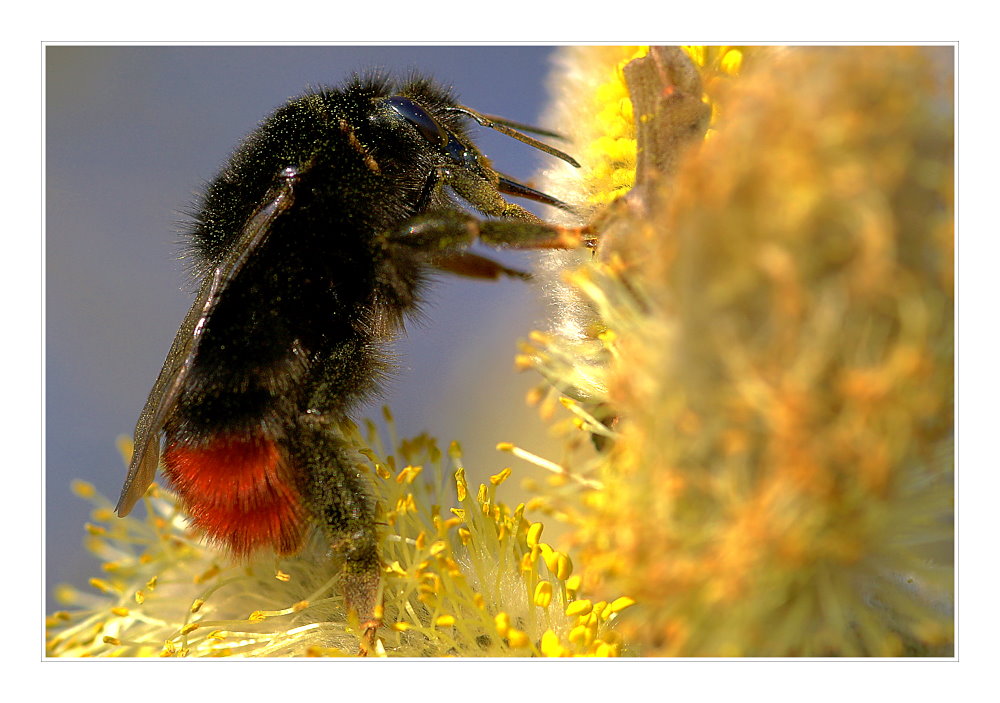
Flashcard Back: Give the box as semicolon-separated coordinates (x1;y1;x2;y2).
115;171;300;516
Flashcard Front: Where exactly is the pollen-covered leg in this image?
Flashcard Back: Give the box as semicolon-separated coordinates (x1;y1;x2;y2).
285;416;382;653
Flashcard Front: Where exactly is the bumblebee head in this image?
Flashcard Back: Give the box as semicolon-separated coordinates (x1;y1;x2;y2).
376;91;579;221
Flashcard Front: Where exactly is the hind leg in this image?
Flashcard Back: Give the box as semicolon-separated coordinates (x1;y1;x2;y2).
285;415;381;653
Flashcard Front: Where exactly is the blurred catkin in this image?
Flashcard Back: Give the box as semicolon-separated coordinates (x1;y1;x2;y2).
543;46;954;656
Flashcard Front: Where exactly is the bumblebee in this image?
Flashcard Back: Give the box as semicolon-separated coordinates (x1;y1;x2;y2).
114;74;588;650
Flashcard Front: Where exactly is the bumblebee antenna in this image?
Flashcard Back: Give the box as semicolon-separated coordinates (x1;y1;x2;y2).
496;173;578;214
468;113;568;141
446;105;581;168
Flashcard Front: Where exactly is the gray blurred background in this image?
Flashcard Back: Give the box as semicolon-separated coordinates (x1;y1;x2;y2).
45;45;569;607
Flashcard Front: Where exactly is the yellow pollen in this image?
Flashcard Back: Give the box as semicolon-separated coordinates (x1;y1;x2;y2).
554;553;573;580
88;578;115;594
92;508;115;521
514;354;535;370
569;625;592;646
520;552;537;572
71;480;96;498
194;565;220;585
609;596;636;613
489;467;512;485
534;581;553;608
495;612;511;636
540;629;565;657
526;521;544;547
593;642;617;657
721;48;744;75
396;465;423;484
506;629;531;649
539;544;572;579
429;541;447;556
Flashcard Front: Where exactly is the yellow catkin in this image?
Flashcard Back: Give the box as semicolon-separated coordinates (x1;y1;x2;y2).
546;45;953;657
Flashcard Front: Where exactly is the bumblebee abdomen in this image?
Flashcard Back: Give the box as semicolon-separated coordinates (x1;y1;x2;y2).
162;433;307;557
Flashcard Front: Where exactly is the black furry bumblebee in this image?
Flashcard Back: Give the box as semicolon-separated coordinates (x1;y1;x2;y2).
114;74;588;650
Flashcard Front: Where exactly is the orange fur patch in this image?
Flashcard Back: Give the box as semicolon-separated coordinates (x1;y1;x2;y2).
163;434;306;557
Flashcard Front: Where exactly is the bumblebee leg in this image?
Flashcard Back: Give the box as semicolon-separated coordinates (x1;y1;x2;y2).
430;250;531;280
286;416;382;654
382;210;595;253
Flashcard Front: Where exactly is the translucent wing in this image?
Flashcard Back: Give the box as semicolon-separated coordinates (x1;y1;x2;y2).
115;170;300;516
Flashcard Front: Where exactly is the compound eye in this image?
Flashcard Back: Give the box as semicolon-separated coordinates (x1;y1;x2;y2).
385;96;448;147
